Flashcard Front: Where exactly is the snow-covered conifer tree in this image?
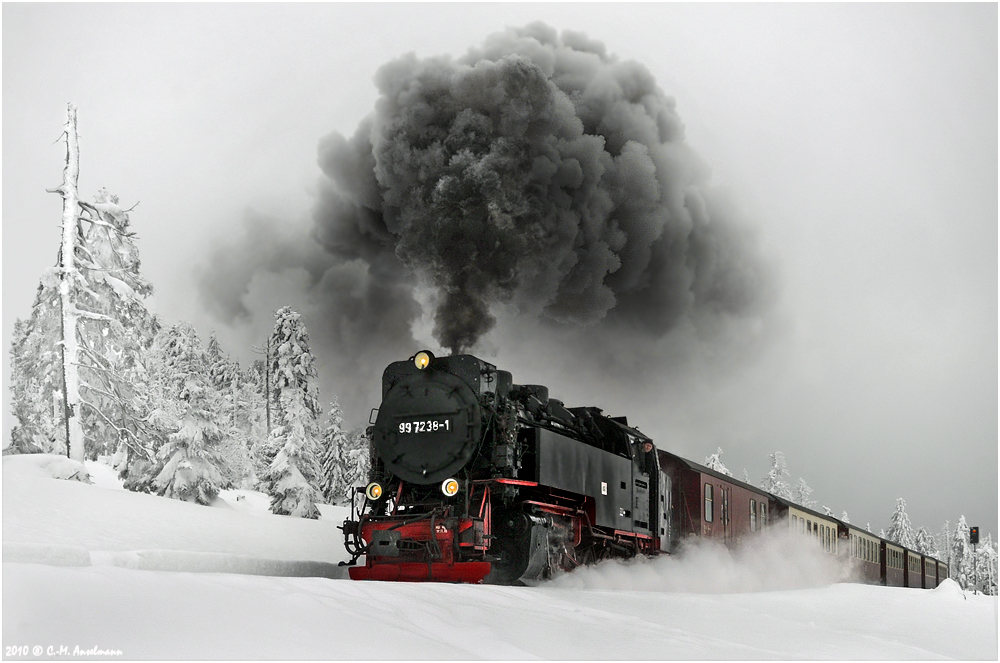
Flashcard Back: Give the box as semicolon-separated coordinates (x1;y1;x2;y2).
913;527;936;556
241;359;270;485
318;398;351;503
885;498;916;550
128;324;228;504
742;469;751;484
950;516;972;590
205;334;253;487
973;534;997;596
841;511;850;524
703;447;732;477
793;478;816;509
937;520;952;566
822;506;834;517
759;451;792;500
262;307;323;518
9;312;64;454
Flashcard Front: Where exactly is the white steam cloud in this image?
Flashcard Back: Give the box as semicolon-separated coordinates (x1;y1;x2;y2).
548;526;858;594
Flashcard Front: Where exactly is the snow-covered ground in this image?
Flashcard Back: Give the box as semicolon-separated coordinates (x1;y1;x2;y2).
3;455;997;660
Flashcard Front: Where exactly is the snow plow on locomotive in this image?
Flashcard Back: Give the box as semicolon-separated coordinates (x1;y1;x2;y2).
340;351;665;584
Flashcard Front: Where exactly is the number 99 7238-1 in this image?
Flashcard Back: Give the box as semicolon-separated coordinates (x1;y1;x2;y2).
398;419;451;434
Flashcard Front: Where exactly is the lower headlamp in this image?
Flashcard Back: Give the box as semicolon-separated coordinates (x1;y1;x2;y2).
365;482;383;501
441;478;460;497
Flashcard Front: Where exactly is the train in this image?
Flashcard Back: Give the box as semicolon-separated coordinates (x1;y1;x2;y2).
340;351;948;587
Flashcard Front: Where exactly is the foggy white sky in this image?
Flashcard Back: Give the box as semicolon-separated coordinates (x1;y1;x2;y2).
3;4;996;537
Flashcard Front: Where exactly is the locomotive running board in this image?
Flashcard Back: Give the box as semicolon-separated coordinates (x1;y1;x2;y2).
349;561;492;583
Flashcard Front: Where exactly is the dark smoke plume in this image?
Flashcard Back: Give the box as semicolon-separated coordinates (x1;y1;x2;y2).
199;23;772;420
315;23;763;353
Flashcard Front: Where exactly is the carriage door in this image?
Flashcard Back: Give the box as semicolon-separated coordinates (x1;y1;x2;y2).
659;470;672;552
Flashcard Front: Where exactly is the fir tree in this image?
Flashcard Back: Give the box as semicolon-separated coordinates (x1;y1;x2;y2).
937;520;952;567
126;323;228;504
759;451;792;500
914;527;937;557
318;398;351;503
205;333;253;488
241;360;270;486
973;534;998;596
9;311;63;454
703;447;732;477
885;498;916;550
793;477;816;509
841;511;851;524
262;307;323;518
950;516;972;590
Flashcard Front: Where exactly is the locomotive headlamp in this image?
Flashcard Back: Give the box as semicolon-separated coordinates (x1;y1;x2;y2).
441;478;460;497
414;351;434;370
365;482;384;501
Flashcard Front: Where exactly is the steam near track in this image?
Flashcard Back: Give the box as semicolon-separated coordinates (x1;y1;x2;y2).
550;525;857;594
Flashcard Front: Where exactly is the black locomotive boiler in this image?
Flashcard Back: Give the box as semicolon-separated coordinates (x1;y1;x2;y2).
341;351;666;584
341;351;950;588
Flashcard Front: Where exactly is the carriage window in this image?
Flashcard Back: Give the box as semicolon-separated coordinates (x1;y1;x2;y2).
761;503;767;528
704;483;714;523
750;500;758;532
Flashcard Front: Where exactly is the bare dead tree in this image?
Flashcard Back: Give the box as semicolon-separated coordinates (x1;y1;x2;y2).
46;103;86;462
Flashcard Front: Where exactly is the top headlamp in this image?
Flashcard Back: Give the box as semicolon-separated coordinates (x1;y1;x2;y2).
414;351;434;370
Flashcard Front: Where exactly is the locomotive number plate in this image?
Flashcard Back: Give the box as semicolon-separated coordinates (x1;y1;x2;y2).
398;418;451;434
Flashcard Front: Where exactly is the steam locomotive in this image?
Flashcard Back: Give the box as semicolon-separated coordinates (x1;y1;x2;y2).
340;352;949;588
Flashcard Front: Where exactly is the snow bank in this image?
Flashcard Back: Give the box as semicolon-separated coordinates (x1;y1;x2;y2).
4;453;90;483
84;458;124;489
550;526;855;593
3;455;350;567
